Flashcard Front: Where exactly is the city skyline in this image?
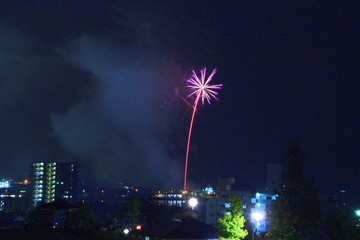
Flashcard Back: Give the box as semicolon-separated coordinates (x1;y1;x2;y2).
0;1;359;201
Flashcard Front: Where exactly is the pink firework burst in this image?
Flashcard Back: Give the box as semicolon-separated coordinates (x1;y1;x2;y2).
183;68;222;191
187;68;222;105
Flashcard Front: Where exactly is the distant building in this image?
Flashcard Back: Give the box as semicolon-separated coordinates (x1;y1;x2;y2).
216;176;252;192
0;178;31;213
266;164;282;193
30;199;80;228
55;163;79;203
30;162;79;207
217;177;235;191
204;190;277;233
250;192;277;233
205;190;252;227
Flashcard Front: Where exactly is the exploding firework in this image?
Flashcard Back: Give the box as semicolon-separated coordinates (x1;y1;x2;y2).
183;68;222;191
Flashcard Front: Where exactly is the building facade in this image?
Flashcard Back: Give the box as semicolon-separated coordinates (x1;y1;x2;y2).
31;162;79;207
205;190;252;227
204;190;277;233
250;192;277;233
54;162;79;203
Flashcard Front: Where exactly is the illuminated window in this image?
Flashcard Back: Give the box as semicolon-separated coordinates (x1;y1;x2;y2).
0;181;10;188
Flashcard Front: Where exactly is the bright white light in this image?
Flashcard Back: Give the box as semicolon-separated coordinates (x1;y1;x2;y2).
189;197;198;209
251;212;264;222
0;181;9;188
123;228;130;234
356;210;360;217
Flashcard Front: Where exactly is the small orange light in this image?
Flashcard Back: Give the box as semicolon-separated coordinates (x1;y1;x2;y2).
136;225;141;230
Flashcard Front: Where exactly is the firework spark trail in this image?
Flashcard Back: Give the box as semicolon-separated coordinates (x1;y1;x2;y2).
183;92;201;191
183;68;222;191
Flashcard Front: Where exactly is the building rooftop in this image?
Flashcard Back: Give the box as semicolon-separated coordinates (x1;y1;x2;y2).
134;216;217;239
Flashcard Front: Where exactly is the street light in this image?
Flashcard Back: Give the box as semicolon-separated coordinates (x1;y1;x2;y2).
251;212;264;240
355;209;360;217
189;197;198;210
356;209;360;227
252;212;264;222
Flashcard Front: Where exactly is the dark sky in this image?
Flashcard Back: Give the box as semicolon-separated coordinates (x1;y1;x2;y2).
0;1;359;199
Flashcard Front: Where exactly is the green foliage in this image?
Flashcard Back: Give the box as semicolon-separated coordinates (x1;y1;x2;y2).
218;194;248;240
323;207;360;240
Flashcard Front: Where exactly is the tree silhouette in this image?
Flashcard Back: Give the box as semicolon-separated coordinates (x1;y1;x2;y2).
266;141;321;240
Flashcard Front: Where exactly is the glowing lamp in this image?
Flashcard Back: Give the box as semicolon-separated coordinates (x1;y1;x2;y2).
356;209;360;217
251;212;264;222
123;228;130;234
136;225;141;230
189;197;198;209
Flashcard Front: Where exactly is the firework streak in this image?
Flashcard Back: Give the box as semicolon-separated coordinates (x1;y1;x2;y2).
184;68;222;191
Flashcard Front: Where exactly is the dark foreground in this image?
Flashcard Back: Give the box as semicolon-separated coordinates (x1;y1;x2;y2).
0;228;128;240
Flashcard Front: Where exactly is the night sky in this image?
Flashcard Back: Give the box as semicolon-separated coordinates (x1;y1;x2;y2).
1;1;359;199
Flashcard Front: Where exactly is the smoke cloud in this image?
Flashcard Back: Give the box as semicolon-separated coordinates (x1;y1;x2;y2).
51;36;182;187
0;15;184;188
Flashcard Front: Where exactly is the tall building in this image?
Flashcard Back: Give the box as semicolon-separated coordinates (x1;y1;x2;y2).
31;162;79;207
55;162;79;203
31;162;56;206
